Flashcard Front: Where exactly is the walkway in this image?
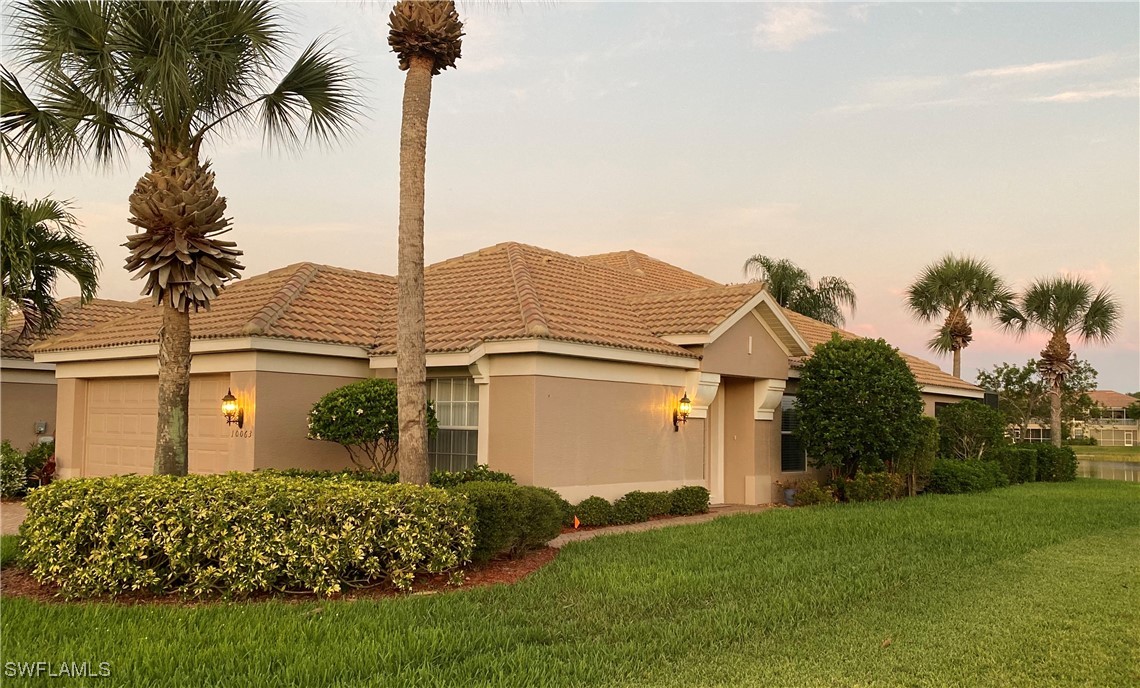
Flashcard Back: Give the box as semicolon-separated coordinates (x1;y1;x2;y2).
1;501;27;536
549;504;772;549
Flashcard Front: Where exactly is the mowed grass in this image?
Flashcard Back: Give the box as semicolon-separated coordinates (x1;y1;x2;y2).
2;480;1138;687
1073;444;1140;463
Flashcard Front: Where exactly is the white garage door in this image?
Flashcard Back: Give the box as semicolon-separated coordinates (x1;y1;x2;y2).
84;375;231;476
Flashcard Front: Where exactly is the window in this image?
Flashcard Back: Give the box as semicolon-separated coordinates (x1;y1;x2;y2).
934;402;955;417
780;396;806;472
427;377;479;472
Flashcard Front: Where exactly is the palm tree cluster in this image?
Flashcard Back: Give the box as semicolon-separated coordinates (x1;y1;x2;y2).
2;0;360;475
905;254;1120;446
1;192;99;335
743;254;857;328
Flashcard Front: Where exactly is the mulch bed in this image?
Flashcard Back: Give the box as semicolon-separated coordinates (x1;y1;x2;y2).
0;546;558;607
558;512;688;535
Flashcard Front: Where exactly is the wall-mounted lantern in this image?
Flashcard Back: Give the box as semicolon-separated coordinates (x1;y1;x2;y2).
221;388;244;428
674;391;692;431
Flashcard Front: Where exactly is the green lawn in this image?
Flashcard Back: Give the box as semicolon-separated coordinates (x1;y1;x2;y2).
2;480;1138;687
1073;444;1140;463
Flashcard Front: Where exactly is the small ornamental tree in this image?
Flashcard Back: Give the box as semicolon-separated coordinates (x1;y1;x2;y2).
307;379;437;472
897;415;938;496
795;335;924;478
937;400;1008;460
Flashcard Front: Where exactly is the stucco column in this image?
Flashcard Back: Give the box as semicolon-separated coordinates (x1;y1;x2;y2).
53;378;88;479
469;357;491;466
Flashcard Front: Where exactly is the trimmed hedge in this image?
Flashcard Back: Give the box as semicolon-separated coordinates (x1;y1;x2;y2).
1035;445;1077;482
843;471;905;502
451;482;562;562
430;465;515;488
531;486;575;527
574;497;614;527
611;495;651;525
669;486;711;516
261;465;516;488
986;446;1038;485
19;474;474;598
620;490;673;519
925;460;1008;494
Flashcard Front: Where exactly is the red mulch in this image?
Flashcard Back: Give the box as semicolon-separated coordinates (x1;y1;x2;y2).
559;512;683;534
0;547;558;607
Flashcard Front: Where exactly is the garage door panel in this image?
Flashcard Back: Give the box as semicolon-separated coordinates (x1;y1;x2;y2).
84;375;231;477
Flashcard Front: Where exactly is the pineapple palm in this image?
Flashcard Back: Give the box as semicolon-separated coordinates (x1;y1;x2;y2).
1000;276;1120;447
2;0;360;475
905;255;1014;379
387;0;464;485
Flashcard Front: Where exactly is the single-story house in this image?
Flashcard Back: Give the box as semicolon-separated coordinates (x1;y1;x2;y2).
34;243;983;504
2;298;140;451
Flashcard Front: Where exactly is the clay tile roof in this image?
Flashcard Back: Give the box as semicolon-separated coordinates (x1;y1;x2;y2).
629;282;764;335
1087;390;1138;409
2;298;141;360
371;242;698;357
781;308;981;393
580;250;720;292
35;263;396;353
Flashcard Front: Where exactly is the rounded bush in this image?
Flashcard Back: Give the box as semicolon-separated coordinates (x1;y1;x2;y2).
430;465;515;488
620;490;672;519
19;473;474;598
843;471;904;502
925;460;1006;494
530;487;575;527
450;482;562;562
669;486;711;516
1034;445;1077;482
574;496;614;527
611;495;651;525
791;479;836;506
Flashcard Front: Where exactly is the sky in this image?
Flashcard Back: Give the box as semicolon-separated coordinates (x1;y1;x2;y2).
5;1;1139;392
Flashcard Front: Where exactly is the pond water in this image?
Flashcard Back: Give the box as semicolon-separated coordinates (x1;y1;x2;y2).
1077;460;1140;483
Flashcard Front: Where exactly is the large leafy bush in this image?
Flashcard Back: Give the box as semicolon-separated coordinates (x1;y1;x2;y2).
795;335;924;477
451;482;563;562
925;459;1008;494
1034;444;1077;482
897;415;939;496
985;445;1037;485
1;441;25;498
306;378;438;472
429;465;514;488
938;400;1008;460
19;474;473;598
842;471;905;502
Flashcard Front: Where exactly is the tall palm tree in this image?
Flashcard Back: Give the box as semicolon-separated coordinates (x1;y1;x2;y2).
2;0;360;475
387;1;463;485
743;254;856;327
1;192;99;335
1000;276;1120;447
905;255;1014;379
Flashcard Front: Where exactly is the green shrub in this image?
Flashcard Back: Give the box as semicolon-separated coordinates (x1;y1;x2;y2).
451;482;562;562
261;468;399;483
1;441;25;498
1017;447;1038;483
306;378;438;472
611;495;651;525
1063;436;1097;446
574;496;614;527
925;460;1006;494
19;474;473;598
843;471;904;502
985;446;1038;485
1035;445;1077;482
530;487;575;527
430;465;515;488
937;400;1008;460
22;440;54;476
620;490;672;518
791;479;835;506
897;416;938;495
669;486;711;516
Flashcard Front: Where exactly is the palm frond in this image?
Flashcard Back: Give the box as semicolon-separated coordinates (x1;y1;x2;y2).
1079;288;1120;343
256;38;362;149
0;65;83;168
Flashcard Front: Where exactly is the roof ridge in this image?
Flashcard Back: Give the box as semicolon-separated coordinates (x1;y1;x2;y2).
505;243;551;337
241;263;322;336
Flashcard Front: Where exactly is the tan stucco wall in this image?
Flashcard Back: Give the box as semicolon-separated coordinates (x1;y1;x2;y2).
488;373;704;502
54;378;87;479
722;378;755;505
1;380;57;451
701;314;790;379
247;371;360;471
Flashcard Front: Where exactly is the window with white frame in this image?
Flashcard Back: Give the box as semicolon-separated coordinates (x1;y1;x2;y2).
428;377;479;472
780;396;807;472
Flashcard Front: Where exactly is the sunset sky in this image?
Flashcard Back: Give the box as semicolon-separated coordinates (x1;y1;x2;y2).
7;1;1138;391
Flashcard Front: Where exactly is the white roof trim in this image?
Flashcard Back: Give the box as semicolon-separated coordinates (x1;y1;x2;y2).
0;358;55;371
370;338;700;371
922;384;984;398
34;336;370;364
704;290;811;357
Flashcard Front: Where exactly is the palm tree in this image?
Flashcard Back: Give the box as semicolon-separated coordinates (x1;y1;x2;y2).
1;192;99;335
743;255;856;327
387;1;463;485
2;1;360;475
1000;276;1120;447
905;255;1014;379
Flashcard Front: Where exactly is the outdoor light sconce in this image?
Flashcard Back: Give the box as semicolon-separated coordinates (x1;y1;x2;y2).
674;392;692;431
221;388;244;428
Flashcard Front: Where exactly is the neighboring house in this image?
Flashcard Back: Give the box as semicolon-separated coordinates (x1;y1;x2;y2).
1;298;140;451
1080;390;1137;447
34;243;983;504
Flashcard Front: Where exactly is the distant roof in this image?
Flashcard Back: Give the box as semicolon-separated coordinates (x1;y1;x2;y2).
781;309;982;393
1087;390;1138;409
3;298;141;360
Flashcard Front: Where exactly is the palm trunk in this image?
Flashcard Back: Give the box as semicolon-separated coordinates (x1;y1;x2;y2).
952;348;961;379
396;54;434;485
1050;381;1062;448
154;303;191;475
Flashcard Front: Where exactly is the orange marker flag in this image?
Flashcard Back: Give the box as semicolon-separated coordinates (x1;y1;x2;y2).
573;515;580;529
